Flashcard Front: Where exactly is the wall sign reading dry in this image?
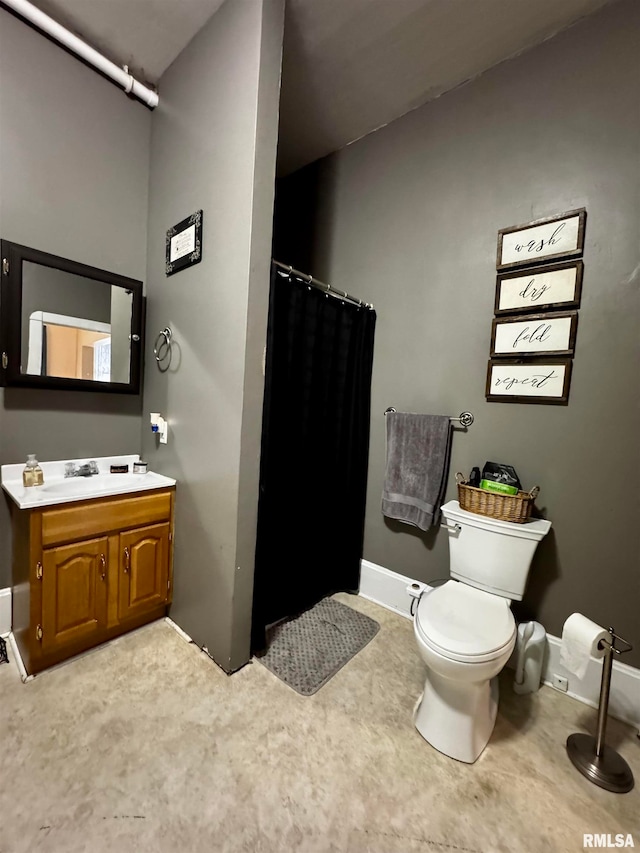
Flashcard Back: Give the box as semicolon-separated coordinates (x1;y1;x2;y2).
494;260;583;315
487;209;586;406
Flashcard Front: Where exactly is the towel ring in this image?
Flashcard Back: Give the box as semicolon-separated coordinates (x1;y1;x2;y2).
153;327;172;369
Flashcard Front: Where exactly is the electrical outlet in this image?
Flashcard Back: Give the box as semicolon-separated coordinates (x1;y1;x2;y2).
552;673;568;692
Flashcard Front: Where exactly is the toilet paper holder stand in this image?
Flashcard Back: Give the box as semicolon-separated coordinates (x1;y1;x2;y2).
566;626;634;794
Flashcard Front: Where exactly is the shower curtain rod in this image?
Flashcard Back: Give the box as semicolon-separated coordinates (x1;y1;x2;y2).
273;260;374;310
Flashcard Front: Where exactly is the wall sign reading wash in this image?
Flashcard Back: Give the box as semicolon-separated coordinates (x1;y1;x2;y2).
485;359;572;405
497;208;586;270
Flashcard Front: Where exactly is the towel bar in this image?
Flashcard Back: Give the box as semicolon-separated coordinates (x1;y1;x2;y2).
384;407;474;427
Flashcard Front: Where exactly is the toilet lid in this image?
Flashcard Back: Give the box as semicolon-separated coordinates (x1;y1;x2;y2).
416;582;515;659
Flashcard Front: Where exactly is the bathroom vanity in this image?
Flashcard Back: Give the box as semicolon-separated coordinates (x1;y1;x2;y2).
2;456;176;676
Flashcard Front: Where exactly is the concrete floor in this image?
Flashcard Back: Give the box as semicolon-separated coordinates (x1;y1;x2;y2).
1;594;638;853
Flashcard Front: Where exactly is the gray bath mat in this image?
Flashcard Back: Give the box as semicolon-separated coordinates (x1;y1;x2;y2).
257;597;380;695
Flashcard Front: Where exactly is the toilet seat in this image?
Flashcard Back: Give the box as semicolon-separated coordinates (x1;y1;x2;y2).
415;581;515;663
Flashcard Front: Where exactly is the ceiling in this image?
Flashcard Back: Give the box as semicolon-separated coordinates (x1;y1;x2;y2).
23;0;614;175
277;0;613;174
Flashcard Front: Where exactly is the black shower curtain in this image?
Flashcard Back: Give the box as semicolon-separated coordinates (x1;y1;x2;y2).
251;264;376;651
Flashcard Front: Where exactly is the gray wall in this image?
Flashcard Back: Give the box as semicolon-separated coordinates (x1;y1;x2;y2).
0;8;151;587
275;0;640;666
141;0;284;672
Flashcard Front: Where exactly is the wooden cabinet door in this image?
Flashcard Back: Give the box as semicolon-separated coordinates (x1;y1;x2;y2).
118;523;170;622
42;537;108;653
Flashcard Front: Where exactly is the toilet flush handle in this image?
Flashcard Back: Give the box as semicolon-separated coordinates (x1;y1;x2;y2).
440;522;461;534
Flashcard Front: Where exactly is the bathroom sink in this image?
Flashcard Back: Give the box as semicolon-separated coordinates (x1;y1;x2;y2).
41;474;145;496
1;456;176;510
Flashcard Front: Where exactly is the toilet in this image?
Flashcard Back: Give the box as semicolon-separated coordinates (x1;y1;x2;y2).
413;499;551;763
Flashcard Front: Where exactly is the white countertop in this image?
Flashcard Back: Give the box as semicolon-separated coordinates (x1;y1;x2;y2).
1;455;176;510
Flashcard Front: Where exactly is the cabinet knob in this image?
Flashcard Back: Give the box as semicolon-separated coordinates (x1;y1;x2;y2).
100;553;106;581
124;546;130;573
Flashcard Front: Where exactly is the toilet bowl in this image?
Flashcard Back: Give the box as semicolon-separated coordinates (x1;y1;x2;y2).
413;581;516;763
412;500;551;763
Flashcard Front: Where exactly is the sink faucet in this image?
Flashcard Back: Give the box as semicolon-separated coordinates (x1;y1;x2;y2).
64;460;99;478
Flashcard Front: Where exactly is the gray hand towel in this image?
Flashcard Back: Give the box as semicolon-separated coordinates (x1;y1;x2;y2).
382;413;452;531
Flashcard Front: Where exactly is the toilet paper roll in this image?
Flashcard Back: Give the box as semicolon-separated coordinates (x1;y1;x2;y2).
560;613;609;680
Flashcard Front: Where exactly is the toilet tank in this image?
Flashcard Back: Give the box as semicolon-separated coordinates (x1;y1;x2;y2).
441;500;551;601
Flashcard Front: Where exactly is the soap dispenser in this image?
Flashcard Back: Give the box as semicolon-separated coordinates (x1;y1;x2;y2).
23;454;44;487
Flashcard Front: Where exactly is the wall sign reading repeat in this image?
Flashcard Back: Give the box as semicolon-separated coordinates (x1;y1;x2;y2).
485;359;572;405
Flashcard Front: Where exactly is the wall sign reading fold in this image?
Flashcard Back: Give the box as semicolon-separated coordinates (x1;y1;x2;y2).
490;311;578;358
485;359;572;405
497;208;586;270
495;260;583;315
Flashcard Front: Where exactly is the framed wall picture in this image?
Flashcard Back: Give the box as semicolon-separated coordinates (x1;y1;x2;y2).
166;210;203;276
494;260;583;316
497;208;586;271
485;359;572;405
490;311;578;358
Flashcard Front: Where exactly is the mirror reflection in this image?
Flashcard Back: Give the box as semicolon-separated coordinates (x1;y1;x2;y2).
21;262;133;383
1;239;143;394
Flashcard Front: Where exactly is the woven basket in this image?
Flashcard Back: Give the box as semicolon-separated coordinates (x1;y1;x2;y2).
455;473;539;524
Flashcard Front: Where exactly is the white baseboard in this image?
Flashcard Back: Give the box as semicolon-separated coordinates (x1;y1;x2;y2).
359;559;428;618
359;560;640;730
8;632;33;682
0;587;11;637
165;616;193;644
541;634;640;730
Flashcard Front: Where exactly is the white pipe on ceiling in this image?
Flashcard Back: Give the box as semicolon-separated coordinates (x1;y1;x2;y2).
3;0;159;108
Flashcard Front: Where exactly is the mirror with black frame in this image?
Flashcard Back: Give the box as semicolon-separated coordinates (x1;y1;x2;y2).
0;240;143;394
